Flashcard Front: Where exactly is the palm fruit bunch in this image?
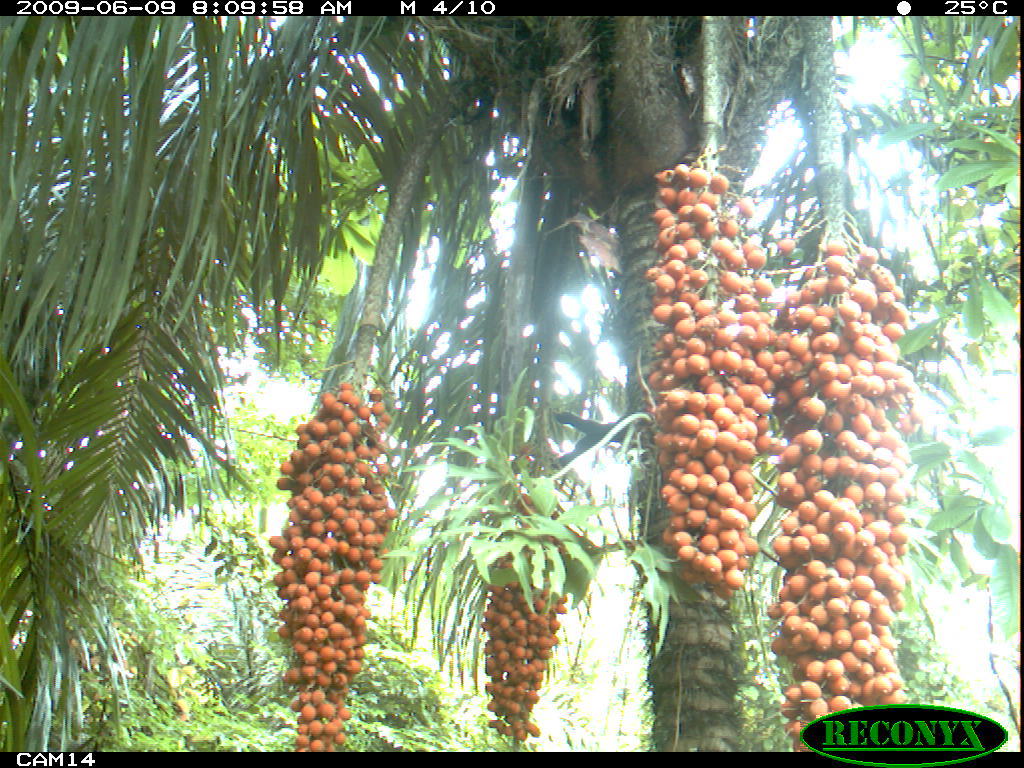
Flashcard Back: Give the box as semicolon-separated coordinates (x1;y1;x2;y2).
765;241;918;747
482;576;568;741
269;383;396;752
647;164;777;598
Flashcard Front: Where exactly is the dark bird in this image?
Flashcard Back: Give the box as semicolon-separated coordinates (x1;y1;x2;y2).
553;412;633;468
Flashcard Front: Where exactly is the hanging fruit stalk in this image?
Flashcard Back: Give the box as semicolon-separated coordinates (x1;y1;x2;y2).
269;383;396;752
480;495;571;742
482;573;567;742
645;159;923;749
766;241;919;747
647;164;777;598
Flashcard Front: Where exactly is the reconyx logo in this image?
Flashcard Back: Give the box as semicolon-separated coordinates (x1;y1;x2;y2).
801;704;1008;766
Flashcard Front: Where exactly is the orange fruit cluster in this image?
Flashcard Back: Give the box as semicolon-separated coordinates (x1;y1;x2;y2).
647;165;775;598
645;166;922;746
766;242;918;746
482;581;567;741
269;383;396;752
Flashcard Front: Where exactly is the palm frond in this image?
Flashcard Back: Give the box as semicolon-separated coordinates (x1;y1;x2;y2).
1;18;370;748
1;19;345;392
39;306;229;550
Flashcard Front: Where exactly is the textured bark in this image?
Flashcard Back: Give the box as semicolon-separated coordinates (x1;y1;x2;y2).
615;194;661;409
500;167;542;402
649;596;742;751
613;189;743;753
350;119;446;389
701;16;728;169
801;16;846;243
609;17;697;192
718;17;806;177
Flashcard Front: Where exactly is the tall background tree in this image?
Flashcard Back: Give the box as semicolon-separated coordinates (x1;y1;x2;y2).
1;15;1018;751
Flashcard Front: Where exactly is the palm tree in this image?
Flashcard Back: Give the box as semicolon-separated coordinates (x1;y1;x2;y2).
282;14;1021;751
321;15;820;752
0;17;358;749
0;15;877;752
3;15;1017;752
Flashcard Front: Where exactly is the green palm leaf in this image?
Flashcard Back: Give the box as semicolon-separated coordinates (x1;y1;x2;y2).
0;18;373;749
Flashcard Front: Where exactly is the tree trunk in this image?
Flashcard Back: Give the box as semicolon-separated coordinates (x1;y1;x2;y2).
648;596;742;751
614;187;743;752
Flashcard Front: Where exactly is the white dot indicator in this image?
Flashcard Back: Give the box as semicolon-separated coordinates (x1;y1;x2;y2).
897;1;911;13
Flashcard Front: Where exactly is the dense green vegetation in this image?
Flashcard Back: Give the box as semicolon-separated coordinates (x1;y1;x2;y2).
1;16;1018;752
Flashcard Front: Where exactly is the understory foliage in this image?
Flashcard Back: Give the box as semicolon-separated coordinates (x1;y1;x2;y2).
1;15;1018;752
764;17;1020;642
77;526;297;752
344;614;510;752
76;515;505;752
0;17;364;749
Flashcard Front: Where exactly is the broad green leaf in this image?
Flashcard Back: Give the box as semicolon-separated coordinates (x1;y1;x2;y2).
991;545;1020;641
975;126;1022;156
560;538;598;578
989;23;1020;83
444;436;491;461
513;548;533;606
927;497;977;531
936;160;1005;190
878;122;938;147
972;426;1013;447
949;535;972;579
988;163;1019;187
978;279;1017;334
547;547;566;596
963;280;984;339
530;546;548;594
627;544;675;653
347;221;378;264
557;504;604;527
1006;176;1020;207
627;543;675;574
520;405;534;444
470;539;499;580
318;252;357;296
948;138;1006;154
525;476;557;517
563;558;593;607
445;465;499;481
972;516;1003;559
898;318;941;355
978;502;1013;545
487;567;519;588
910;441;951;473
958;449;1002;500
528;516;571;539
480;433;509;471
